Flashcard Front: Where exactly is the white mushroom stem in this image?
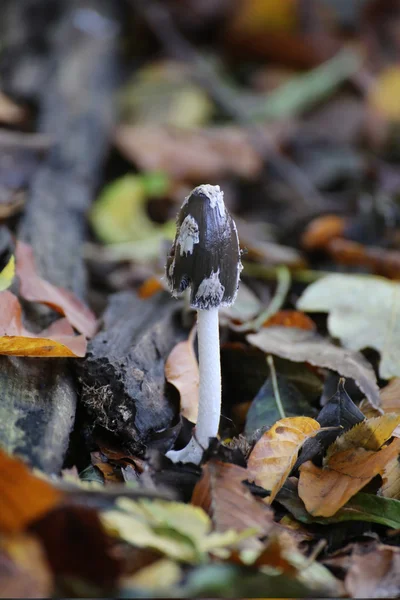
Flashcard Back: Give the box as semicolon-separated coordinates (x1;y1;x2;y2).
166;307;221;464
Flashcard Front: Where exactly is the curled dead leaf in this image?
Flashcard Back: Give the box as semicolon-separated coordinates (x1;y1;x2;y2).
16;241;97;338
248;416;321;503
0;290;87;357
165;326;199;423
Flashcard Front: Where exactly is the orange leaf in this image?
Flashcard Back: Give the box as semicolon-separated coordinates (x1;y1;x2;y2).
0;449;62;534
301;215;346;250
138;276;163;299
263;310;316;330
191;460;273;537
248;416;320;503
165;326;199;423
16;241;97;338
299;438;400;517
0;290;87;357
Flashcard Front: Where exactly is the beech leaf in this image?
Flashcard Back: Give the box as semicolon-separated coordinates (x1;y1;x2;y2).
16;241;97;339
298;437;400;517
165;327;199;423
297;273;400;379
191;460;273;540
0;290;87;357
248;416;321;503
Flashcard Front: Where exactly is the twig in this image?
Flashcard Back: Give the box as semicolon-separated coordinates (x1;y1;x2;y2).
267;355;285;420
130;0;327;212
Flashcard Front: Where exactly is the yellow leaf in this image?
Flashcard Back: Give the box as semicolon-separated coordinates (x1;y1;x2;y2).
248;417;320;503
102;498;251;564
299;438;400;517
165;326;199;423
369;67;400;121
122;559;181;591
326;414;400;459
0;254;15;291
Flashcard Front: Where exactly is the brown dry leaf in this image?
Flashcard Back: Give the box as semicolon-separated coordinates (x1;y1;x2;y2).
345;542;400;599
223;0;339;68
115;125;262;182
248;417;321;503
327;238;400;279
165;326;199;423
191;460;273;540
0;534;53;598
0;449;62;534
263;310;316;330
380;455;400;499
247;326;381;409
91;452;124;484
0;91;27;125
30;504;121;590
298;437;400;517
16;241;97;339
301;214;346;250
0;290;87;357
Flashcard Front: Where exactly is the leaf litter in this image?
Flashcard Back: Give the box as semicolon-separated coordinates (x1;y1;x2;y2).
5;0;400;597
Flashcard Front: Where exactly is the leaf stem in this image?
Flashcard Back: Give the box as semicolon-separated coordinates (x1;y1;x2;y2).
267;355;285;420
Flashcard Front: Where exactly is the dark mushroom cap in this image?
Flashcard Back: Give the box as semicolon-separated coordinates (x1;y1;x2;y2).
166;184;242;309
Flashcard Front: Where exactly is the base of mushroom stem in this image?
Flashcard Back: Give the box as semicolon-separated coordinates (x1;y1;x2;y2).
166;436;204;465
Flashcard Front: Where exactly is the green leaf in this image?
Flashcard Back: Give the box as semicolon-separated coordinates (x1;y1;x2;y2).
90;174;175;246
278;479;400;529
245;374;317;437
297;273;400;379
0;254;15;291
101;498;252;564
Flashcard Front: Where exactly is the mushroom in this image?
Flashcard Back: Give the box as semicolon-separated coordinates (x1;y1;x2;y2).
166;184;242;464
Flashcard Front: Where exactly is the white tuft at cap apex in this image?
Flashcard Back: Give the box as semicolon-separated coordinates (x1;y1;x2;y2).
183;184;225;217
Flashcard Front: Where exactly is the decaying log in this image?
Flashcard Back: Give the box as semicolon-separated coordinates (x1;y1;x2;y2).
0;0;119;472
80;291;186;455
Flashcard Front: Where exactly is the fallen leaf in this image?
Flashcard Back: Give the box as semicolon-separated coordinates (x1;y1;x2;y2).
298;437;400;517
191;460;273;541
0;254;15;291
326;414;400;459
0;449;62;534
278;478;400;529
301;214;346;250
115;125;262;182
102;498;252;564
138;275;164;299
90;173;174;245
248;416;321;503
380;455;400;499
122;558;182;592
369;66;400;122
16;241;97;339
345;542;400;599
244;374;317;437
247;326;381;409
165;326;199;423
0;290;87;357
326;238;400;279
0;91;27;125
297;273;400;379
263;310;316;330
30;505;121;590
90;452;124;484
119;60;213;128
0;534;53;598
